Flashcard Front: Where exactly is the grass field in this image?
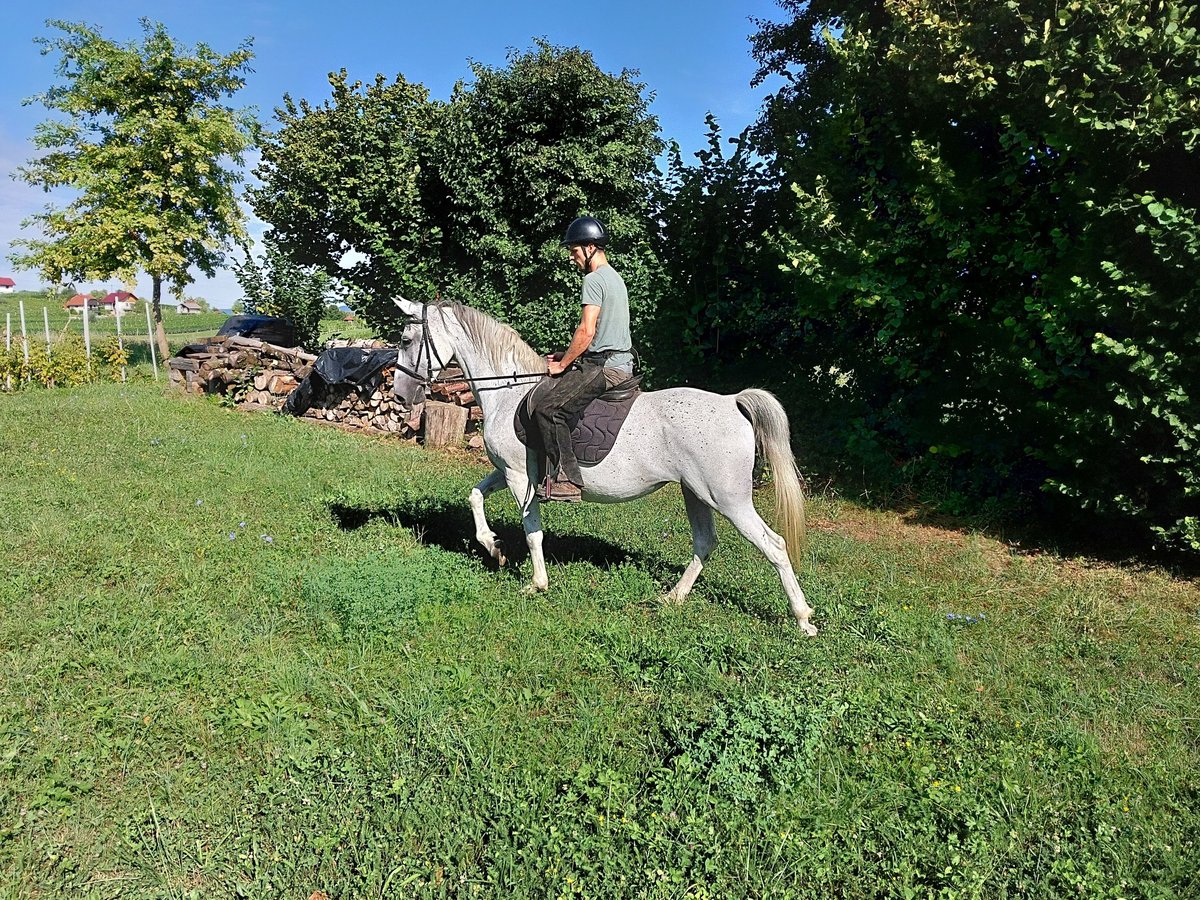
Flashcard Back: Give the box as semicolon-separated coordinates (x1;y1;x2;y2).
1;381;1197;898
0;291;376;367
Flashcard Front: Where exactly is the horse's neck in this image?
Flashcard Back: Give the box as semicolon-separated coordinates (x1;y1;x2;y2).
443;323;531;419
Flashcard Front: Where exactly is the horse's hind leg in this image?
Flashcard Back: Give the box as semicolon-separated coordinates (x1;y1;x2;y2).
724;503;818;636
470;468;509;566
664;485;718;604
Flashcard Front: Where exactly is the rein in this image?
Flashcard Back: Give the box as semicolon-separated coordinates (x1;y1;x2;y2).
394;301;547;391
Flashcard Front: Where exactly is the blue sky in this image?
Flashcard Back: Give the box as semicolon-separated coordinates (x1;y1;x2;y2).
0;1;787;308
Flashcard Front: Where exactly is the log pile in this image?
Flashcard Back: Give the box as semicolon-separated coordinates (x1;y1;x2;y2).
168;335;482;446
168;334;317;402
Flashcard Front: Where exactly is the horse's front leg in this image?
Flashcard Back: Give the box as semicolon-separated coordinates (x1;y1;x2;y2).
522;501;549;593
469;467;509;566
504;469;549;593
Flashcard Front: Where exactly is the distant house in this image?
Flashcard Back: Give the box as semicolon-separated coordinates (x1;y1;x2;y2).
64;293;101;313
103;291;138;314
178;299;203;315
0;277;15;293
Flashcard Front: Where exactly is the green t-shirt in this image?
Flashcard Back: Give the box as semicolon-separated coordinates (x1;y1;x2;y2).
581;264;634;372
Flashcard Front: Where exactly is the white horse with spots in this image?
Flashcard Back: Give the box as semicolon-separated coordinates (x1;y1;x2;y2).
392;298;817;635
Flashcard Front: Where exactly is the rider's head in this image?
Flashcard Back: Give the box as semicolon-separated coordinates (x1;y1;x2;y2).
562;216;607;273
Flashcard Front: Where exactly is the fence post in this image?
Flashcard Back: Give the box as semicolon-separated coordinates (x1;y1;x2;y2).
144;301;159;379
82;299;91;371
43;307;51;360
114;302;126;383
4;313;10;392
18;301;29;371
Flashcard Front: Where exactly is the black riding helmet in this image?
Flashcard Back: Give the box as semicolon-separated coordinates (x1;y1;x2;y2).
562;216;607;248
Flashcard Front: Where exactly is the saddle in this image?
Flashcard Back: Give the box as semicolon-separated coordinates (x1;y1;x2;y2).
514;374;642;466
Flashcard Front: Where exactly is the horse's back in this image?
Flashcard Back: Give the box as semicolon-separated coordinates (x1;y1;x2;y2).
633;386;754;433
581;385;756;495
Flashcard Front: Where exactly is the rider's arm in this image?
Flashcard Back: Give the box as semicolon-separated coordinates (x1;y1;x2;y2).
548;304;600;374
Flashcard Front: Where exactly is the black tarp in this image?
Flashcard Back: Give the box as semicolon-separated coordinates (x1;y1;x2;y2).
283;346;399;416
216;314;298;347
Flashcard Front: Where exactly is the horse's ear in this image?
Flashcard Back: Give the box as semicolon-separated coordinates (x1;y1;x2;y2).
394;296;420;318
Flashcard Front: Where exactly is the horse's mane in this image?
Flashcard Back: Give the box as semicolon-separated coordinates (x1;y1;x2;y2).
437;301;545;374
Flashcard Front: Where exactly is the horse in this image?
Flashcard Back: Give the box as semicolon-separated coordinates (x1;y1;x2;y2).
391;297;818;635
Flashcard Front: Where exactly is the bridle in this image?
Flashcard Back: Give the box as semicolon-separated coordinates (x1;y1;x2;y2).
393;301;547;393
392;301;445;389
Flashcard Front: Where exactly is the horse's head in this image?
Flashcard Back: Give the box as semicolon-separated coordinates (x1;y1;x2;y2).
392;296;454;406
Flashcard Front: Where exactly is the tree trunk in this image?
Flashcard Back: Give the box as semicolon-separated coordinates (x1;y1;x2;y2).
152;274;169;360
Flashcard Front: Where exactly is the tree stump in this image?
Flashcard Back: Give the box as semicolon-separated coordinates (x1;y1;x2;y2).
423;400;468;449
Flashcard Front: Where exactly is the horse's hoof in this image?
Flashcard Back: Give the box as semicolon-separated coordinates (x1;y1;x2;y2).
491;540;507;567
796;620;818;637
522;583;547;595
660;591;685;606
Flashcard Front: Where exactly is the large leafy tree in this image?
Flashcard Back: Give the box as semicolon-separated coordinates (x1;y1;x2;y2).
749;0;1200;550
655;116;788;368
11;19;258;358
251;41;665;356
248;70;442;330
430;41;665;353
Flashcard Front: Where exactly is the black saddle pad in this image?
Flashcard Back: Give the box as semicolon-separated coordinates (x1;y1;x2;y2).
515;376;641;466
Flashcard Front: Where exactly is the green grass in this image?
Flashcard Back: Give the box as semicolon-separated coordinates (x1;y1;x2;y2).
1;382;1197;898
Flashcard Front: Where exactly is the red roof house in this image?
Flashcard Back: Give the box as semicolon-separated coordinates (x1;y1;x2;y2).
64;293;99;310
103;291;139;312
0;277;15;292
64;291;139;313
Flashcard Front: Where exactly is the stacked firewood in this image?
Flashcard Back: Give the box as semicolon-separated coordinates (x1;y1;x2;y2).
168;335;482;445
168;334;316;400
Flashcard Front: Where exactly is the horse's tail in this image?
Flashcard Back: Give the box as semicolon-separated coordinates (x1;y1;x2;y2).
736;389;806;566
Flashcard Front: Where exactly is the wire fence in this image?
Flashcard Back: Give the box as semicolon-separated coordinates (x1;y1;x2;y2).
0;299;208;389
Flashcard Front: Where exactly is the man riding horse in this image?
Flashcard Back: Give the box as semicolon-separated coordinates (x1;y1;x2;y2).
534;216;635;502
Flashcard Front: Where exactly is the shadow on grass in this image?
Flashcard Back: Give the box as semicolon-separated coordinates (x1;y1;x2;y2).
326;498;797;625
328;499;658;572
876;492;1200;577
656;355;1200;577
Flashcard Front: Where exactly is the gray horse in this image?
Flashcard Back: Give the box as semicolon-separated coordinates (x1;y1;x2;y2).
392;297;817;635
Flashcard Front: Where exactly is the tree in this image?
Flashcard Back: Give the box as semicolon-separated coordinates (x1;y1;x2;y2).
248;69;440;332
10;19;258;359
429;41;666;355
655;116;789;368
749;0;1200;551
250;41;665;358
231;238;336;352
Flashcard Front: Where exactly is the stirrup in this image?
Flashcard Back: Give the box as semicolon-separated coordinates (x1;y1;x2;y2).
538;476;582;503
